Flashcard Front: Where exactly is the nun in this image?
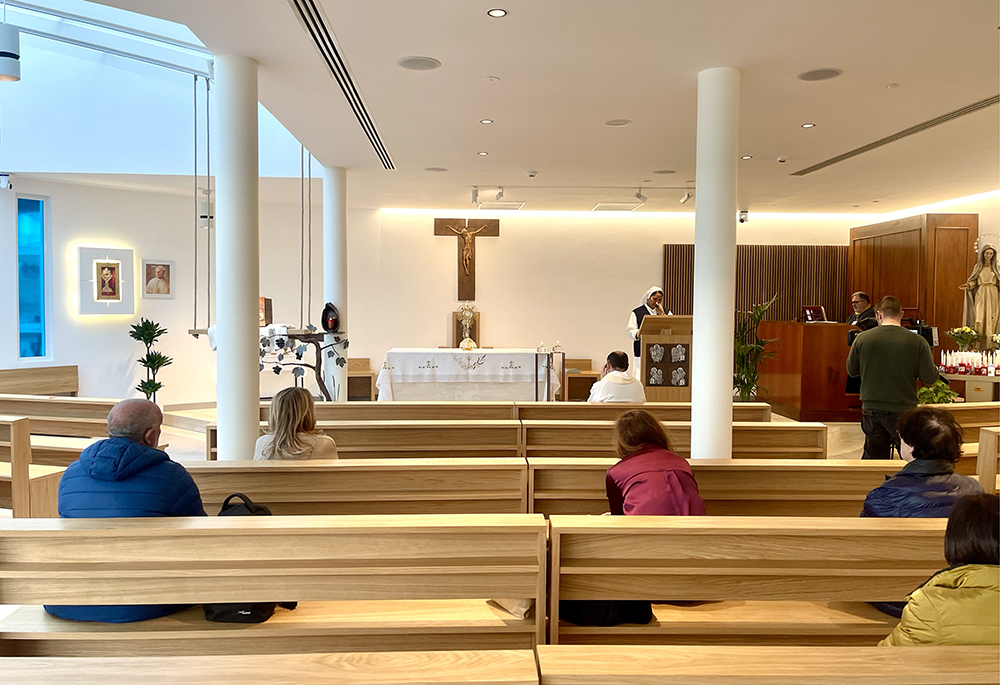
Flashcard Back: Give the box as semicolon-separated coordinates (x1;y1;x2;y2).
626;286;665;378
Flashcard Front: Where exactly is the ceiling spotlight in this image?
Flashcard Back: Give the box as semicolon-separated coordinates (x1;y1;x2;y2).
487;8;507;17
741;155;753;160
495;188;504;201
801;123;816;128
679;190;693;205
477;151;489;156
739;210;749;224
472;187;479;204
0;23;21;83
396;56;441;71
480;119;493;124
634;188;647;203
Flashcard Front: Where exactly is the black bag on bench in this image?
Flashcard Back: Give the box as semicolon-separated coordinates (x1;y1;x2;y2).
203;493;297;624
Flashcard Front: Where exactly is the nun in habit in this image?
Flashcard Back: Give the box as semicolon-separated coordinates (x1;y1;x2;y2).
961;245;999;350
627;286;665;379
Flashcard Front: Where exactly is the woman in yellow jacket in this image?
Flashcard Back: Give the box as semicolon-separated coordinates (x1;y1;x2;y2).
880;493;999;646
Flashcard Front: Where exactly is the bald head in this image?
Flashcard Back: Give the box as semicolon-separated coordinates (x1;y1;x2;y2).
108;399;162;447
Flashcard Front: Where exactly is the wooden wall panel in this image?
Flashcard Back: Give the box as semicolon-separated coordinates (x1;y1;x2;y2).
663;245;849;322
930;226;976;332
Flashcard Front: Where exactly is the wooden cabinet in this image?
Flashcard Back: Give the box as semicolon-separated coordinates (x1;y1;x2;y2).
849;214;978;350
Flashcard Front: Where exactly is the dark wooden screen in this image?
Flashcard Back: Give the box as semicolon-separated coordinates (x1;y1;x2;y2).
663;244;849;322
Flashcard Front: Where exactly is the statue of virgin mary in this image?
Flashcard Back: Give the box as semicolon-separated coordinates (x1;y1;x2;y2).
961;244;999;350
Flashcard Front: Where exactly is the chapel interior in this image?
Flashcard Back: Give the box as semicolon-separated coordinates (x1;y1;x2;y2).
0;0;998;681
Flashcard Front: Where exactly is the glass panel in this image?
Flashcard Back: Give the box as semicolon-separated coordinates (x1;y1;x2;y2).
17;198;46;358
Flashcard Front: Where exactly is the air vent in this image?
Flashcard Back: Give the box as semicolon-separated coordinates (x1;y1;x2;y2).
791;95;999;176
288;0;394;169
478;201;524;210
592;201;644;211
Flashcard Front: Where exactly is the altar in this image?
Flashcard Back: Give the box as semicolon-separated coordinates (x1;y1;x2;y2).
375;348;562;401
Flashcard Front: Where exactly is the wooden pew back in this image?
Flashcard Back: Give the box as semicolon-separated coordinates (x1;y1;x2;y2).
0;416;61;517
0;367;78;397
0;514;548;647
547;515;946;643
0;394;114;439
978;426;999;495
536;645;999;684
513;401;771;422
529;458;902;516
522;421;827;459
185;457;528;515
926;401;1000;443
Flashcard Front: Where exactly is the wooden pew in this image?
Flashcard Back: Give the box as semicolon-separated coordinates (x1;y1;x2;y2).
0;514;547;656
522;421;827;459
2;649;540;685
978;426;999;495
547;516;946;645
927;401;1000;442
536;645;999;684
528;458;902;516
205;420;523;460
0;416;62;517
513;401;772;422
0;367;78;397
185;458;528;515
0;394;115;439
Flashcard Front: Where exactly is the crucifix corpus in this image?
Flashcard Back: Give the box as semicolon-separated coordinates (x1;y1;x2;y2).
434;218;500;300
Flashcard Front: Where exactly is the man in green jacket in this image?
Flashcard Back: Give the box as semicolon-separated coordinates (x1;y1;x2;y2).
846;295;940;459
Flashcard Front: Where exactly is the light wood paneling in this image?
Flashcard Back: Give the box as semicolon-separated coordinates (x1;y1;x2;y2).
513;402;770;422
0;367;79;396
978;427;999;495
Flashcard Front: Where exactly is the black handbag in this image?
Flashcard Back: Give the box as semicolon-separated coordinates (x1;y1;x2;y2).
202;493;297;623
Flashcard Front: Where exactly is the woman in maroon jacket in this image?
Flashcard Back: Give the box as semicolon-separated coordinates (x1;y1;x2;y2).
606;410;706;516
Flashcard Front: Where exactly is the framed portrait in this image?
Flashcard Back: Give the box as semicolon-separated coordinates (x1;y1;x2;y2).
142;260;174;299
93;260;121;302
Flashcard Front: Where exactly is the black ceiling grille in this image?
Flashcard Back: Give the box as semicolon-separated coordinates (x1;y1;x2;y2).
288;0;395;170
791;95;999;176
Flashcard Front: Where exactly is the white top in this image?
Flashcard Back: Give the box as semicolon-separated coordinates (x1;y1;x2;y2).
587;370;647;403
626;305;657;344
145;277;169;294
253;432;339;460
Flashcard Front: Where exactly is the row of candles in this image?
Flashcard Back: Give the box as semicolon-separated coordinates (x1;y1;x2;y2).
939;350;1000;376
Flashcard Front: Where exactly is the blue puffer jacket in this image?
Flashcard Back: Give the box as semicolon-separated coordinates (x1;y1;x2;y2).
861;458;984;518
45;437;205;623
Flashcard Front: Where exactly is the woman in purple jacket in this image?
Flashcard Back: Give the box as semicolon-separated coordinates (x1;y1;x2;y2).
606;410;706;516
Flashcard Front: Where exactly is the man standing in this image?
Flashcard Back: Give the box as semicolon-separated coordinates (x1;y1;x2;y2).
588;351;646;403
847;292;877;328
46;398;205;623
847;296;940;459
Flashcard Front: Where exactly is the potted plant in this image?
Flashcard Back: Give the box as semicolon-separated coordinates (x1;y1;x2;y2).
129;318;172;402
733;294;778;402
917;379;959;405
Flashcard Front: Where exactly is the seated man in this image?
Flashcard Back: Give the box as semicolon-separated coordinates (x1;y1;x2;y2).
588;351;646;403
45;398;206;623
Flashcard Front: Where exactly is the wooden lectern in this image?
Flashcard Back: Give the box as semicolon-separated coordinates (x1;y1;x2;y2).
638;315;694;401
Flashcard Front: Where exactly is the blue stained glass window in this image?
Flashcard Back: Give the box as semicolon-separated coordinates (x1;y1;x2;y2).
17;198;46;358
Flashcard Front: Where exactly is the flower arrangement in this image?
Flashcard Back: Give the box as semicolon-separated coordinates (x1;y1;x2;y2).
994;333;1000;345
945;326;979;352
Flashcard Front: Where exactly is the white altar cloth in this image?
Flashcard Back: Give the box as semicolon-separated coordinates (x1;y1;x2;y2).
375;348;560;401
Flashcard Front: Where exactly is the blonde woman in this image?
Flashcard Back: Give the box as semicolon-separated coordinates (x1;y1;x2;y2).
253;387;338;460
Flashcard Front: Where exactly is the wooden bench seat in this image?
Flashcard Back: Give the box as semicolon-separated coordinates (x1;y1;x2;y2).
0;416;62;517
548;515;945;645
536;644;999;684
514;401;771;422
523;421;827;459
3;648;539;685
0;368;79;397
0;514;547;656
529;458;902;516
185;458;527;515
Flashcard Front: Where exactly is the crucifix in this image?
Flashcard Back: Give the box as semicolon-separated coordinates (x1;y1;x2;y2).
434;217;500;300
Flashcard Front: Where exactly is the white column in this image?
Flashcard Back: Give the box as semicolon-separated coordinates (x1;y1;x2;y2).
690;66;740;459
214;55;260;460
323;166;348;402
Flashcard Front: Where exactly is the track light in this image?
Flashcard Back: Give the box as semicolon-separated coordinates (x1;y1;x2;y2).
495;187;504;201
634;188;647;203
471;187;479;204
679;190;692;204
0;22;20;83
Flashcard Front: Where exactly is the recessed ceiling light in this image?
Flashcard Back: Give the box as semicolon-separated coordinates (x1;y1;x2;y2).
801;123;816;128
652;169;676;175
477;151;489;156
397;56;441;71
605;119;631;127
686;179;695;183
480;119;493;124
797;68;843;81
642;179;652;183
487;8;507;17
485;76;501;82
872;200;879;203
424;167;448;172
887;82;901;89
741;155;753;160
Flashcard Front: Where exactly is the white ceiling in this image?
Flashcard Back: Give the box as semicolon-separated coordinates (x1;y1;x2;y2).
83;1;1000;212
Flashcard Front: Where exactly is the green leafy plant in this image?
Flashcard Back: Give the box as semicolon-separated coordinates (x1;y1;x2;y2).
129;318;171;402
917;379;959;405
733;294;779;402
945;326;979;352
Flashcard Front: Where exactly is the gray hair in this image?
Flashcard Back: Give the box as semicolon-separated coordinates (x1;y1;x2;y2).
108;399;162;443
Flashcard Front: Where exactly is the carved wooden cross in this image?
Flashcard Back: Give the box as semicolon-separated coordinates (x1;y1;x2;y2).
434;218;500;301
